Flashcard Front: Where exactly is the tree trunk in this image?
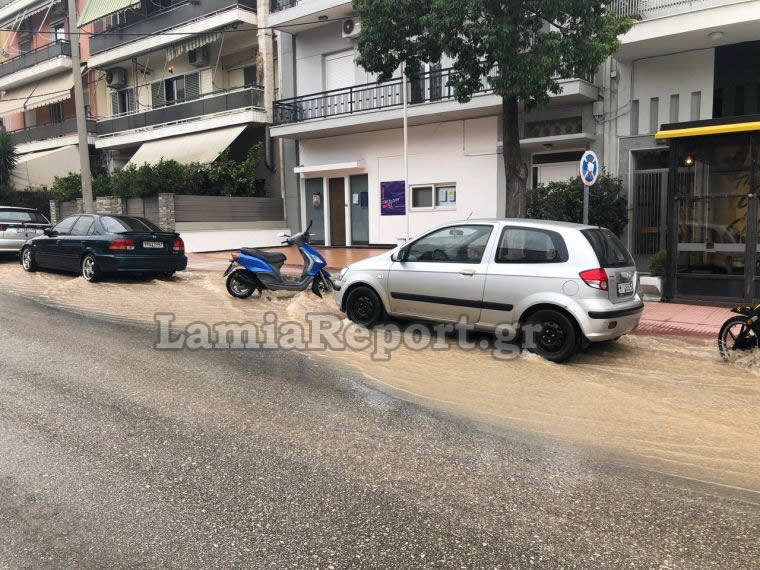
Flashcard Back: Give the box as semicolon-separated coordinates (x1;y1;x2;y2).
502;95;526;218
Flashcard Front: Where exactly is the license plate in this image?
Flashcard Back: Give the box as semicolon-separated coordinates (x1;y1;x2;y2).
617;282;634;295
143;241;164;249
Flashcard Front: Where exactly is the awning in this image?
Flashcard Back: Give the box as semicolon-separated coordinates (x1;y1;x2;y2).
294;161;365;175
10;145;79;190
166;32;221;63
0;0;60;27
656;120;760;140
0;72;73;116
78;0;140;26
126;125;246;166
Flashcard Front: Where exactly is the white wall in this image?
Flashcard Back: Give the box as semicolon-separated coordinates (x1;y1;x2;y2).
298;116;500;245
631;49;714;134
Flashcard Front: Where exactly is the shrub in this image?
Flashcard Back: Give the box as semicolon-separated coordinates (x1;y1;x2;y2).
648;250;667;277
525;172;628;236
0;187;53;218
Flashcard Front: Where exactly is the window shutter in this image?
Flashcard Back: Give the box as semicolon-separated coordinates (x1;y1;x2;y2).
151;81;165;107
185;72;200;100
110;91;118;115
127;88;136;112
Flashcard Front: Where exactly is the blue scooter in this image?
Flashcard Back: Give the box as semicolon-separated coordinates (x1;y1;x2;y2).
223;221;333;299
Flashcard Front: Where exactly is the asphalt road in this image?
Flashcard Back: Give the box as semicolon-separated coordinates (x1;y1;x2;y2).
0;292;758;568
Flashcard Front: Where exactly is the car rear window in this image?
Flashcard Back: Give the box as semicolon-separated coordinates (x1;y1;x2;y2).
101;216;163;233
0;209;48;223
581;228;635;268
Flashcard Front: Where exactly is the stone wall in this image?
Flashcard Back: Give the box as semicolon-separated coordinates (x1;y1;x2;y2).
158;193;176;232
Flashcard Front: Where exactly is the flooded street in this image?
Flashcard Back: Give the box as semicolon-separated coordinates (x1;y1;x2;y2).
2;262;759;493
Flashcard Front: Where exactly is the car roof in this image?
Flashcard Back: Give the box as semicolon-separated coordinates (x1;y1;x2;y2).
451;218;598;231
0;205;38;211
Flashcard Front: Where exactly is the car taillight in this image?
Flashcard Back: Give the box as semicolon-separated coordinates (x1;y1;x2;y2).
172;238;185;253
109;238;135;251
579;268;608;291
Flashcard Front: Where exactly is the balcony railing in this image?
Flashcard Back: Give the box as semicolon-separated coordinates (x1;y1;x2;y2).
608;0;744;20
270;0;302;11
0;40;71;80
97;86;264;136
89;0;257;56
8;117;97;146
274;67;498;125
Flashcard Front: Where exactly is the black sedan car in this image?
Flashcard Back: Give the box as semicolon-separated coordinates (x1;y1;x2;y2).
21;214;187;282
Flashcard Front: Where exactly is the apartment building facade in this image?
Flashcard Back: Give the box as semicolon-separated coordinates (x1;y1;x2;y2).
269;1;601;247
0;0;98;189
607;0;760;302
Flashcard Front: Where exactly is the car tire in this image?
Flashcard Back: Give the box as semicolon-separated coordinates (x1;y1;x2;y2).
20;246;37;272
524;309;579;363
345;285;384;328
226;271;255;299
81;254;101;283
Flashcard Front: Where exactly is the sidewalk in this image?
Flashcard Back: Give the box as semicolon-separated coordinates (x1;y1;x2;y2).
187;248;732;340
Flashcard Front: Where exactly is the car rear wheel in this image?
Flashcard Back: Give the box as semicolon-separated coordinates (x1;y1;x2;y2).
345;285;383;328
524;309;579;363
21;247;36;272
81;254;101;283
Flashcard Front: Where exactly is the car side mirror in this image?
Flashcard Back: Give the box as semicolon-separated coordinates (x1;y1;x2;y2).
44;228;57;237
391;248;406;262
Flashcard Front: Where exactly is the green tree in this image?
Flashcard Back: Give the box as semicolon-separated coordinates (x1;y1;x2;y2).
0;131;18;187
524;172;628;235
353;0;631;216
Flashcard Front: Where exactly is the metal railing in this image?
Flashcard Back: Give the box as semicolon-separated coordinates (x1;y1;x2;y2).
273;67;595;126
89;0;257;55
7;117;97;146
97;86;264;136
0;40;71;80
608;0;744;19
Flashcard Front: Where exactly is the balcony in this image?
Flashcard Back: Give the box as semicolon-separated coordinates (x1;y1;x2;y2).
610;0;760;60
8;117;97;147
96;86;265;147
88;0;257;66
0;40;72;91
272;67;597;139
268;0;352;32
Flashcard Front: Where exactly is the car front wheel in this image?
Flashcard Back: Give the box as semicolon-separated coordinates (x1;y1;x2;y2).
524;309;579;363
81;254;101;283
21;247;36;272
345;285;383;328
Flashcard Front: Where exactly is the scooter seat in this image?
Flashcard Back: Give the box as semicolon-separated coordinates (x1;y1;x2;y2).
240;248;287;265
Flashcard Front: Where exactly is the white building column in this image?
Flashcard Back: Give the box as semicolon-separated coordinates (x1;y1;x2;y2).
257;0;275;123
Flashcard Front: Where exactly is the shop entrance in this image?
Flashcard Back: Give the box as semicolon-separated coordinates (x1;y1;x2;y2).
328;178;347;246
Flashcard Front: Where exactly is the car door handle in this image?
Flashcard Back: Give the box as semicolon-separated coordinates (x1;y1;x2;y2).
459;269;475;276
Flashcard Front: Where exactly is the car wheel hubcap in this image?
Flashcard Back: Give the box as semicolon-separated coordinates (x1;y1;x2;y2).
83;258;94;280
354;295;374;321
538;320;565;352
22;250;31;269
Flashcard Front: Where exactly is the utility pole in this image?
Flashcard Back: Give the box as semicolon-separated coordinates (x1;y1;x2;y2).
402;63;409;241
66;0;93;213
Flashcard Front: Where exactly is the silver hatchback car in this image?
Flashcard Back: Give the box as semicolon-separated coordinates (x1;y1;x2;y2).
0;206;50;253
334;219;644;362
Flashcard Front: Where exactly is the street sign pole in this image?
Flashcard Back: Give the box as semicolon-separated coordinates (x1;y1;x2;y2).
579;151;599;226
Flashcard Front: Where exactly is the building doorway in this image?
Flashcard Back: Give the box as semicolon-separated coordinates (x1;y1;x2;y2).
630;149;669;271
329;178;346;246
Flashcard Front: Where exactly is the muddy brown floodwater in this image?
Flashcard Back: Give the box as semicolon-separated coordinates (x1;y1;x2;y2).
2;263;759;493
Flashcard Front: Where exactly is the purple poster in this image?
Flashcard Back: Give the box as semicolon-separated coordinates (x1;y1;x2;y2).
380;180;406;215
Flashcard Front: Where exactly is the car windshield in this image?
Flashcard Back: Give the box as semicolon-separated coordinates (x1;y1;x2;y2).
0;209;48;223
101;216;163;233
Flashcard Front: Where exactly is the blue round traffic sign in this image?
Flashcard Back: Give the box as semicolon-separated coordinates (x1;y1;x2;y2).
580;151;599;186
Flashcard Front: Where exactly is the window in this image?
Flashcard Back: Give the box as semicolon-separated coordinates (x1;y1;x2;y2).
405;225;493;264
669;94;679;123
50;102;63;124
649;97;659;134
0;209;48;223
52;216;78;235
690;91;701;121
165;76;186;104
581;228;635;268
51;21;65;42
71;216;95;236
411;184;456;210
630;99;639;136
112;88;135;115
101;216;161;233
243;65;257;87
496;227;568;264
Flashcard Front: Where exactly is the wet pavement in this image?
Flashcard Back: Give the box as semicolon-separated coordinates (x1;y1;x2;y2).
1;291;759;567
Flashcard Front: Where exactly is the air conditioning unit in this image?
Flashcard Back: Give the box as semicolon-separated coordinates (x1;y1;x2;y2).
106;68;127;89
342;18;361;39
188;45;210;67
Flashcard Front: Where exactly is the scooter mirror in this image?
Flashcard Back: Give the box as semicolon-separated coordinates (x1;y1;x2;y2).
277;232;290;238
